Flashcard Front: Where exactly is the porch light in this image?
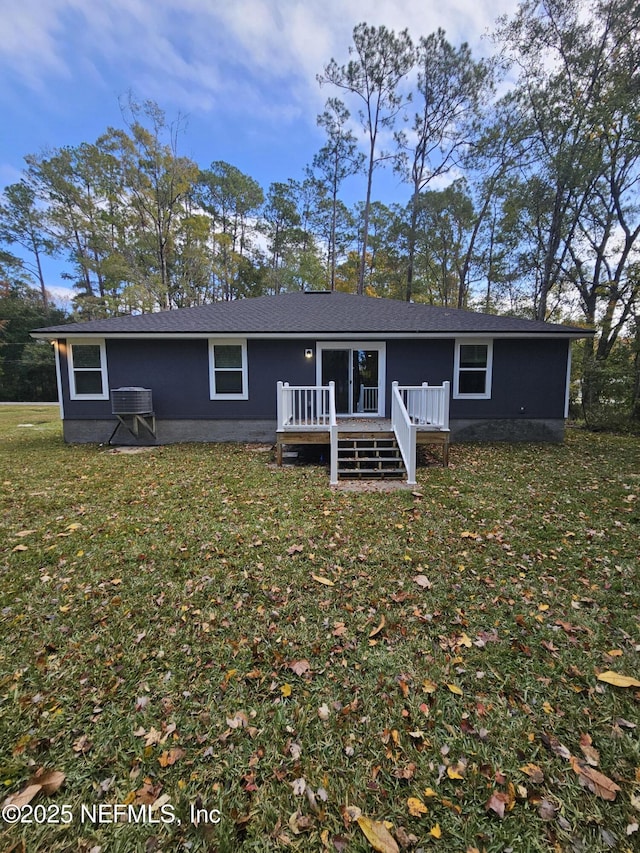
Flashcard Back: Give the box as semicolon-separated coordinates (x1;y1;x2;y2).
304;349;313;359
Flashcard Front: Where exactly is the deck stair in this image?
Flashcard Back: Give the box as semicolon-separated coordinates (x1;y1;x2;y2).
337;433;406;479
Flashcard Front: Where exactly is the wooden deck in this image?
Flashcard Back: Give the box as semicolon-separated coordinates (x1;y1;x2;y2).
276;418;449;467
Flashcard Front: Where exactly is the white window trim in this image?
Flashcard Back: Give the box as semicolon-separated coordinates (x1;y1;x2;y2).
67;339;109;401
208;339;248;400
453;339;493;400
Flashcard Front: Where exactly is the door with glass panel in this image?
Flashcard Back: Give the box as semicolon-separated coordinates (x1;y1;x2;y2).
320;345;383;415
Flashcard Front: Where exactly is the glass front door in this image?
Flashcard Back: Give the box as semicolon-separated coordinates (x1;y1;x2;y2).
321;346;382;415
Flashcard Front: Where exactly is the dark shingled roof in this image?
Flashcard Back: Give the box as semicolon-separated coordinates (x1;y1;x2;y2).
33;291;590;337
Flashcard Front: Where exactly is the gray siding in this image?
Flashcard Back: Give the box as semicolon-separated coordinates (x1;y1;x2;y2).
60;338;318;420
58;335;570;425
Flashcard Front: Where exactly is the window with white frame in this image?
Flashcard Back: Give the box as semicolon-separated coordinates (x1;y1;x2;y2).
209;340;248;400
68;340;109;400
454;340;493;399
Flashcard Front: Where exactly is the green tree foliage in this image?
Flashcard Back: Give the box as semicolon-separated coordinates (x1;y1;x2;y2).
318;23;414;294
0;181;55;310
313;99;364;290
0;279;66;401
395;30;492;302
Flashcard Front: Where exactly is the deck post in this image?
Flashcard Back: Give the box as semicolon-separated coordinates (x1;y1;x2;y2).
442;381;450;431
329;381;338;485
276;381;284;431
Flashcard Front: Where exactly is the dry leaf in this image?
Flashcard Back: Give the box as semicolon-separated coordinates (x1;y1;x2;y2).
540;733;572;760
429;823;442;838
312;573;335;586
412;575;432;589
288;810;314;834
134;778;162;805
3;783;43;808
446;684;463;696
407;797;428;817
158;747;185;767
72;734;92;754
356;815;399;853
226;710;249;729
486;791;509;818
281;683;292;697
369;615;386;638
31;769;65;796
570;757;620;801
289;660;310;676
597;670;640;689
520;763;544;784
579;733;600;767
447;762;466;780
537;798;557;821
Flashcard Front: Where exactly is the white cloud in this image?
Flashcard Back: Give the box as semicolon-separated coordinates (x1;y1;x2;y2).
0;0;519;119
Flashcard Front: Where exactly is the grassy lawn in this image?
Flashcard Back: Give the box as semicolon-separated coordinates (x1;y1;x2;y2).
0;405;638;853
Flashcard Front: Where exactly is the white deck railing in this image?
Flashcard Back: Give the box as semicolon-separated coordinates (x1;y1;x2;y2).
277;381;338;484
357;386;379;413
392;382;450;485
396;381;450;429
391;382;417;485
277;382;337;430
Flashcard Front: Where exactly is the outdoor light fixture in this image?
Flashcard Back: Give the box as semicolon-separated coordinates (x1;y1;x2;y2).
305;349;313;359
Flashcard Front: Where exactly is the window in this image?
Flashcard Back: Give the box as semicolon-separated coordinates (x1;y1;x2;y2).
209;340;248;400
68;340;109;400
454;340;492;399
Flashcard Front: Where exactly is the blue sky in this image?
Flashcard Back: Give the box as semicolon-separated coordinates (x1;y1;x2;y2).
0;0;519;304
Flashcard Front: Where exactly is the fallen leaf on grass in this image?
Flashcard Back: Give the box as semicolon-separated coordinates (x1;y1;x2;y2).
369;615;386;638
447;761;466;780
158;747;185;767
3;784;43;808
227;710;249;729
356;815;399;853
289;660;310;676
412;575;432;589
288;810;314;834
540;733;572;760
407;797;428;817
72;734;93;754
570;757;620;801
133;778;163;805
520;763;544;784
446;684;463;696
3;769;66;807
429;824;442;838
486;791;509;819
579;733;600;767
312;573;335;586
597;670;640;689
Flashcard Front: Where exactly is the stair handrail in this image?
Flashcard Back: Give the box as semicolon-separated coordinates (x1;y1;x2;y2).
391;381;417;486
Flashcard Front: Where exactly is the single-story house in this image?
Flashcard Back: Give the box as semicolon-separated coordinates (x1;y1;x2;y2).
33;291;591;483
